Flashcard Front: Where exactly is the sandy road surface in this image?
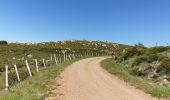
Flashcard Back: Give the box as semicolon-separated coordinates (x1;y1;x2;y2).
47;57;154;100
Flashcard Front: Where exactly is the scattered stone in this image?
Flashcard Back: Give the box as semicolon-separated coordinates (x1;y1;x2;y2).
27;54;33;58
12;57;16;60
18;57;25;61
163;79;170;86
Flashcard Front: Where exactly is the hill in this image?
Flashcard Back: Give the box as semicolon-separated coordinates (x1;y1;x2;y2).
103;44;170;99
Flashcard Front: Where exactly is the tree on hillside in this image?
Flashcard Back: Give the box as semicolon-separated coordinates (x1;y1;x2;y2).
0;40;8;45
135;42;144;47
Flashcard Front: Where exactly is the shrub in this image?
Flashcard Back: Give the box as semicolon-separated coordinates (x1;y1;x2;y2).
130;67;146;76
121;46;145;61
132;54;166;66
39;62;45;67
15;63;24;69
8;71;18;85
132;56;148;66
146;46;170;54
0;64;6;72
18;68;29;81
8;68;29;85
147;54;159;63
157;58;170;73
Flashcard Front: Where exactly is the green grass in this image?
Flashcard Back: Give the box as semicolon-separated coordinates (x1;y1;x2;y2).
101;58;170;99
0;58;81;100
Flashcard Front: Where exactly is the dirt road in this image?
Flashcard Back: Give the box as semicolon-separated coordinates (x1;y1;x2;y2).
47;57;154;100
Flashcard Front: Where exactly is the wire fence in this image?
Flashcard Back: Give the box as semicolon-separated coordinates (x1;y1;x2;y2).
3;52;105;90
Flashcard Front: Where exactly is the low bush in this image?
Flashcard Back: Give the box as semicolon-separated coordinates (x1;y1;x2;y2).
130;67;147;76
8;71;18;85
15;63;24;69
147;54;159;63
157;58;170;73
18;68;29;81
132;54;166;66
145;46;170;54
119;46;145;61
132;56;148;66
0;64;5;72
8;68;29;85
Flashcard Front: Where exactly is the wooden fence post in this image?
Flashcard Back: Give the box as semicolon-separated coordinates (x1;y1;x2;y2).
61;50;66;61
25;60;32;76
69;54;72;60
60;54;62;62
5;65;8;90
54;54;58;65
64;53;66;61
58;54;61;63
65;54;67;61
35;59;39;72
51;54;53;65
72;54;75;59
14;64;20;81
43;59;46;69
57;57;59;64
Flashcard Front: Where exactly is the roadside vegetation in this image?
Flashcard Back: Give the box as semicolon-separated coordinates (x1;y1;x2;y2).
0;58;80;100
102;44;170;99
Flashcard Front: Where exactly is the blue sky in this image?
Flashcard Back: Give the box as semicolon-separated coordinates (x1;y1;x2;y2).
0;0;170;46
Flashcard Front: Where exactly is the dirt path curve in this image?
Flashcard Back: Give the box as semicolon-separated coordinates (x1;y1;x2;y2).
47;57;155;100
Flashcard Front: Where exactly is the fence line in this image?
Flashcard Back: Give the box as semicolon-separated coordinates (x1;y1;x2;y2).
4;52;104;90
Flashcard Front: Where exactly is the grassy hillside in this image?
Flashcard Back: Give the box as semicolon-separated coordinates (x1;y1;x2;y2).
0;40;122;70
0;40;126;91
102;44;170;99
